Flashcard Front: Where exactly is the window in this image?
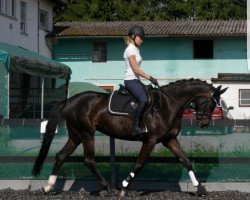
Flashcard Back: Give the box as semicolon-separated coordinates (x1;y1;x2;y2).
20;1;26;33
239;89;250;107
193;40;213;59
92;42;107;62
0;0;15;16
39;9;48;30
99;86;114;93
0;0;2;13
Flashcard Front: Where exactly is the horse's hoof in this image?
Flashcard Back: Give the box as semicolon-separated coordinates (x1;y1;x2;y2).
105;187;115;197
41;187;48;195
197;183;207;196
119;189;128;198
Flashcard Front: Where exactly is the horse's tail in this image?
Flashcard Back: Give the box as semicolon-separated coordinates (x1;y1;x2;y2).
32;98;67;176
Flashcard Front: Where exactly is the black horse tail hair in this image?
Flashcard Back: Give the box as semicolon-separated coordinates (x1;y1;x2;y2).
32;97;67;176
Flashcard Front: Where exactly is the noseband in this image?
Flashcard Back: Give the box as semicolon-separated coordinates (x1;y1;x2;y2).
192;94;219;120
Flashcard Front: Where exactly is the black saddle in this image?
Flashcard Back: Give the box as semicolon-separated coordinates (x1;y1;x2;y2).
108;84;139;116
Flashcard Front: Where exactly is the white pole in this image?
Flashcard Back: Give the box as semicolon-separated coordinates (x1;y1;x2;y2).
41;76;44;119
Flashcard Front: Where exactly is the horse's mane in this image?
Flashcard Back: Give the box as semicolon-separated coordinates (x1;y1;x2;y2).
161;78;214;90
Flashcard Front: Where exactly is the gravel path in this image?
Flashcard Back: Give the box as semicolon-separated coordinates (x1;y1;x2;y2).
0;189;250;200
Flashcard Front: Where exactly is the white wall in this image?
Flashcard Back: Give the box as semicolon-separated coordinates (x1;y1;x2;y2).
0;0;53;58
213;83;250;119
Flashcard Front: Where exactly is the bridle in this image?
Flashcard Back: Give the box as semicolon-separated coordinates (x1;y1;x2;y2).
190;94;220;121
152;83;220;123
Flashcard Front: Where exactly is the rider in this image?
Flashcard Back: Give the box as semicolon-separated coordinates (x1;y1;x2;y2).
123;25;158;136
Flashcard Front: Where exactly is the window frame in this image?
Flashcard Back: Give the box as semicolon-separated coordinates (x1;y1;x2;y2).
0;0;3;13
239;89;250;107
92;41;107;62
98;85;114;93
0;0;15;17
193;39;213;59
20;1;26;33
39;9;48;30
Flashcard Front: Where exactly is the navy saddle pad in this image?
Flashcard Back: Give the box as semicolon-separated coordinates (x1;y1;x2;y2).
108;85;138;116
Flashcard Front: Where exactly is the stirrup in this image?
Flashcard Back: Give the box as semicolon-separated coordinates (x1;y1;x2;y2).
132;126;144;136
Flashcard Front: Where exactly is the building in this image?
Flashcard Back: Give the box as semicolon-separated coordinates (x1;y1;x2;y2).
0;0;71;119
0;0;67;57
49;20;248;119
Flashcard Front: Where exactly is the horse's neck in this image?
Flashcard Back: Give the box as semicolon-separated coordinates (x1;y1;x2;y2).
169;84;211;99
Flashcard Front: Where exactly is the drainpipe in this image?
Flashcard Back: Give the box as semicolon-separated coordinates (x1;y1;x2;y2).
248;1;250;72
37;1;40;53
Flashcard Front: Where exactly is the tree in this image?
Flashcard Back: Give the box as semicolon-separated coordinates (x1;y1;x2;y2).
53;0;246;23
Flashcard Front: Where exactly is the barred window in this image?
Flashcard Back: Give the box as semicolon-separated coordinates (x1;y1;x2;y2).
193;40;213;59
239;89;250;107
92;42;107;62
39;10;48;30
20;1;26;33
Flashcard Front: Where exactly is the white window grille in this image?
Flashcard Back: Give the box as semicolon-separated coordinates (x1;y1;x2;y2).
20;1;26;33
39;9;48;30
239;89;250;107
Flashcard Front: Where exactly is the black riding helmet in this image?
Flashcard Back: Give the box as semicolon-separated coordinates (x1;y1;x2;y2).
128;25;145;39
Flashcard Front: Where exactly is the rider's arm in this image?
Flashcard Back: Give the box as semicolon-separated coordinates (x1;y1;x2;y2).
128;55;150;80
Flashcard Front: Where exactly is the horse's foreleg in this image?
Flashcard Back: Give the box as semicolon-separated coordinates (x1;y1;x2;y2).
43;138;80;193
120;140;156;197
83;137;112;194
163;138;207;196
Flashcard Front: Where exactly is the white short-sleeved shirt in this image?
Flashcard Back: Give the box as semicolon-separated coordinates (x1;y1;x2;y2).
124;43;142;80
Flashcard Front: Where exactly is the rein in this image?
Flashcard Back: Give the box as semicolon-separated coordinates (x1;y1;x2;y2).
155;83;176;102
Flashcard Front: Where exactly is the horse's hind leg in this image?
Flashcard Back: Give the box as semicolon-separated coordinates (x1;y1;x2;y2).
162;138;207;196
82;136;113;194
43;128;81;193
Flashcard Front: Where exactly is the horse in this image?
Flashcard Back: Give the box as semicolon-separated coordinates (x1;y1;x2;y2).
32;79;227;197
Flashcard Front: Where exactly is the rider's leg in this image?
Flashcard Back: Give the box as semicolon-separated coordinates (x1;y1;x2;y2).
124;80;148;135
133;101;147;135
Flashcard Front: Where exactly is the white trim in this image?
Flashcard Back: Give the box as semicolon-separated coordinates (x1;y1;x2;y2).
108;91;130;116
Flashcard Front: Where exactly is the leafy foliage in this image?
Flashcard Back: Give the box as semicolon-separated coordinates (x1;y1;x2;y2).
54;0;246;22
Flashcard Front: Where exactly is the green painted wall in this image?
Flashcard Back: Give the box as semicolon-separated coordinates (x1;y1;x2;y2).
0;62;8;117
53;37;247;88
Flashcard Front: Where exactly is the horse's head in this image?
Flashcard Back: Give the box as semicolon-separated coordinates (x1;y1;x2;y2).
194;85;228;128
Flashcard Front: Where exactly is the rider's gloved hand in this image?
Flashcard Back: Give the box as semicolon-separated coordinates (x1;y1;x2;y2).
150;76;158;86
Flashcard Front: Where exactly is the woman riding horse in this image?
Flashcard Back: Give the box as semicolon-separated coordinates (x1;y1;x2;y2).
32;79;227;197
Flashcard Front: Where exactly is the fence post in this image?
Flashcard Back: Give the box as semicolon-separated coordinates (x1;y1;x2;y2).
109;136;116;188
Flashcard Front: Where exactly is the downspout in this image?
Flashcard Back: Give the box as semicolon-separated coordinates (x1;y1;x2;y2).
248;1;250;72
37;0;40;54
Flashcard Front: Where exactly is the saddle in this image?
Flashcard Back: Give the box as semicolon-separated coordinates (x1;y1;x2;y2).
108;84;139;116
108;84;159;117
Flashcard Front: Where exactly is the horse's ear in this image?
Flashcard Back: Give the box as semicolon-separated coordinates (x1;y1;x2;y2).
217;85;222;90
213;85;222;97
220;87;228;95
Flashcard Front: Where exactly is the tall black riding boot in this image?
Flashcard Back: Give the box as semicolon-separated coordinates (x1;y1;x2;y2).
133;102;147;136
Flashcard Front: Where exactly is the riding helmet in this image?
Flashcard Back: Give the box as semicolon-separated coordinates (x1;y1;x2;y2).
128;25;145;38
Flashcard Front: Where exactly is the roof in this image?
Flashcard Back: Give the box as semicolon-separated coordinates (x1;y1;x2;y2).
211;73;250;82
68;82;108;97
0;42;71;79
50;20;246;38
49;0;68;4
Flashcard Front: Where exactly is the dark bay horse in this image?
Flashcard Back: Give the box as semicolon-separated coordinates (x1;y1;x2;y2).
32;79;227;197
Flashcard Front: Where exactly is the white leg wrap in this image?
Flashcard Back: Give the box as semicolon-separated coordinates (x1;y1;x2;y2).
130;172;135;178
44;175;57;192
189;171;199;187
122;180;129;187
